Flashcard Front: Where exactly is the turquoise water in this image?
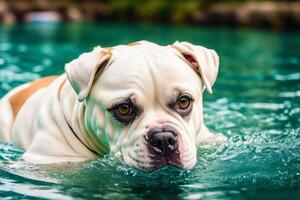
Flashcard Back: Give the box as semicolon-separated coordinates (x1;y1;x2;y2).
0;22;300;199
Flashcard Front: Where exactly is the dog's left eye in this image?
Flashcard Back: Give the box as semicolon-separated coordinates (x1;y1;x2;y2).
177;96;191;109
172;94;193;117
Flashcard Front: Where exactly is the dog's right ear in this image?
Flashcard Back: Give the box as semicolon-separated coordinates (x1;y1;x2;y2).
65;47;112;102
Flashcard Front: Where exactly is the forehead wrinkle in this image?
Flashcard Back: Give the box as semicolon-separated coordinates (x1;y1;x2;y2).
93;47;154;106
146;49;200;104
112;48;153;93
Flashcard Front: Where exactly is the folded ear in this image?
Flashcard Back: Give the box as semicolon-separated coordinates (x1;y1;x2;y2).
171;41;220;94
65;46;112;101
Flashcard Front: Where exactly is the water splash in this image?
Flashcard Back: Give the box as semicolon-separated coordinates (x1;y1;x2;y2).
1;129;299;188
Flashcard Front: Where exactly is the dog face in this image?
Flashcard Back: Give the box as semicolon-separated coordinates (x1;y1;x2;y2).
65;41;219;171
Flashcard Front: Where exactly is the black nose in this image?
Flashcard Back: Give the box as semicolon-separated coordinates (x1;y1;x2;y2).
147;126;178;156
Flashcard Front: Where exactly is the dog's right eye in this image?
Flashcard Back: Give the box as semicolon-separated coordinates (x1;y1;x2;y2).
110;102;137;124
116;103;132;116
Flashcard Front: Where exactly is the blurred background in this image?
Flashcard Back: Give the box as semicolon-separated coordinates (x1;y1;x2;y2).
0;0;300;29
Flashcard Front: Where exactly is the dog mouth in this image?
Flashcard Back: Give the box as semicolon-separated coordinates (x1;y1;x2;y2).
146;150;184;172
120;130;196;172
125;149;183;172
144;127;190;171
138;142;185;172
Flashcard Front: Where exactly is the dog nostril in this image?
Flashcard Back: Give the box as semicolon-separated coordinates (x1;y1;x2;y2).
148;131;178;156
151;138;161;147
168;137;177;145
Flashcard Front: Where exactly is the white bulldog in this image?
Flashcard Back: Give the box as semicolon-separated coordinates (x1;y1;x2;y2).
0;41;225;172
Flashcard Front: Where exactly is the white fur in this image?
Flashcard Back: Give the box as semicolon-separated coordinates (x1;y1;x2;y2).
0;41;225;171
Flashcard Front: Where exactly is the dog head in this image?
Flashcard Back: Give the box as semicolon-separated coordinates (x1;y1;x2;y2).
65;41;219;172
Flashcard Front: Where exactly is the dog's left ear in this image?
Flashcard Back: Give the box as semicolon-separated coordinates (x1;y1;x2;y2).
65;47;112;101
171;41;219;94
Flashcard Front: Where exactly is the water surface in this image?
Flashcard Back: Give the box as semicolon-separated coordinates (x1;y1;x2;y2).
0;22;299;199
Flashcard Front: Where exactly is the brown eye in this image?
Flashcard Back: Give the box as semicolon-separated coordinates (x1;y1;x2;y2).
177;96;191;109
171;94;193;117
110;101;138;125
116;103;132;115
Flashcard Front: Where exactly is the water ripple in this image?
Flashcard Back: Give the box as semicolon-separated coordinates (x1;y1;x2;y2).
274;73;300;81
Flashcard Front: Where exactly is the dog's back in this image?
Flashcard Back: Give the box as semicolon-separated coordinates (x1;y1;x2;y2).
0;76;57;142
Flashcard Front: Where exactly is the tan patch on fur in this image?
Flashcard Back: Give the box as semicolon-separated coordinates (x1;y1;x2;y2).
103;48;113;57
9;76;58;118
127;42;141;46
